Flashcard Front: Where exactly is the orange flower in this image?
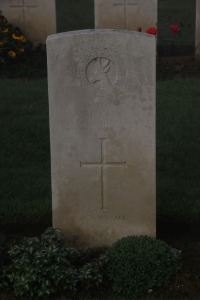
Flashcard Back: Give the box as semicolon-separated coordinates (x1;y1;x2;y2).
19;48;25;53
12;33;20;40
21;36;26;42
2;27;9;34
146;27;158;35
12;33;26;42
0;41;4;46
8;51;16;58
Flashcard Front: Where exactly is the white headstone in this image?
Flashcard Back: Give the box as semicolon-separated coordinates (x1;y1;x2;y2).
196;0;200;59
47;30;156;248
1;0;56;44
95;0;157;31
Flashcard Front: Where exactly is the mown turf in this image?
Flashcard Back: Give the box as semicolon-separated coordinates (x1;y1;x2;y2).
157;77;200;222
0;79;51;230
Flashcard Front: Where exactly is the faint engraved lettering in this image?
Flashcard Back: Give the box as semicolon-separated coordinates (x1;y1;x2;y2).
80;215;125;221
80;138;127;211
10;0;24;6
10;0;38;7
56;103;129;128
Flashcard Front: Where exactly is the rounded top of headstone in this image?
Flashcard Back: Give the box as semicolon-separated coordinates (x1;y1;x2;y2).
46;29;156;44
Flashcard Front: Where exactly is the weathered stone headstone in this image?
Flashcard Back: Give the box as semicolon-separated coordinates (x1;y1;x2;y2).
47;29;156;248
1;0;56;44
196;0;200;59
95;0;157;31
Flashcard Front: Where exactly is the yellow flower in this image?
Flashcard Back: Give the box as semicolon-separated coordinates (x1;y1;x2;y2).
12;33;20;40
8;51;16;58
21;36;26;42
12;33;26;42
2;27;8;34
0;41;4;46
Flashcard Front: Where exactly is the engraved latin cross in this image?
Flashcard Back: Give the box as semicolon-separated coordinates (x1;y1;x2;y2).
80;138;127;211
114;0;138;29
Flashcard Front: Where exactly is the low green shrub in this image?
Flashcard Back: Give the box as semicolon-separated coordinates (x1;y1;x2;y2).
0;245;10;291
1;228;107;298
106;235;181;296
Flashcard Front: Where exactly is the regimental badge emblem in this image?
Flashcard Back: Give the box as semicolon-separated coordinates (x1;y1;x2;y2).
78;48;126;96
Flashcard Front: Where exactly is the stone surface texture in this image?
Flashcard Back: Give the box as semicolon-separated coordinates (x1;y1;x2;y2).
95;0;157;31
196;0;200;59
47;29;156;248
1;0;56;44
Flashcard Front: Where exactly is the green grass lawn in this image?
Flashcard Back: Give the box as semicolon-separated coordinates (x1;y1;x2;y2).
0;77;200;233
157;78;200;223
0;79;51;232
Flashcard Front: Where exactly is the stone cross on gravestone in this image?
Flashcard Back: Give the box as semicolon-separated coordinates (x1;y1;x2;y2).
10;0;38;31
80;138;127;211
95;0;157;32
114;0;138;29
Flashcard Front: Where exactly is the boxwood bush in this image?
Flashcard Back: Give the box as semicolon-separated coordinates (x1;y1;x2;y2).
106;235;181;296
0;228;107;298
0;230;182;298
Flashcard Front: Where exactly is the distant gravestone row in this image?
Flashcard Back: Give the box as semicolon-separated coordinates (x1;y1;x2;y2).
1;0;200;59
95;0;157;31
0;0;56;44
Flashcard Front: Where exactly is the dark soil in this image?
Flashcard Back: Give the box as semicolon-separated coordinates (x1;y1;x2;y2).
157;220;200;298
157;56;200;79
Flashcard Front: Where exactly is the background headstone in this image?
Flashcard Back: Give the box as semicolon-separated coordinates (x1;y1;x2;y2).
1;0;56;44
196;0;200;58
95;0;157;31
47;29;156;248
